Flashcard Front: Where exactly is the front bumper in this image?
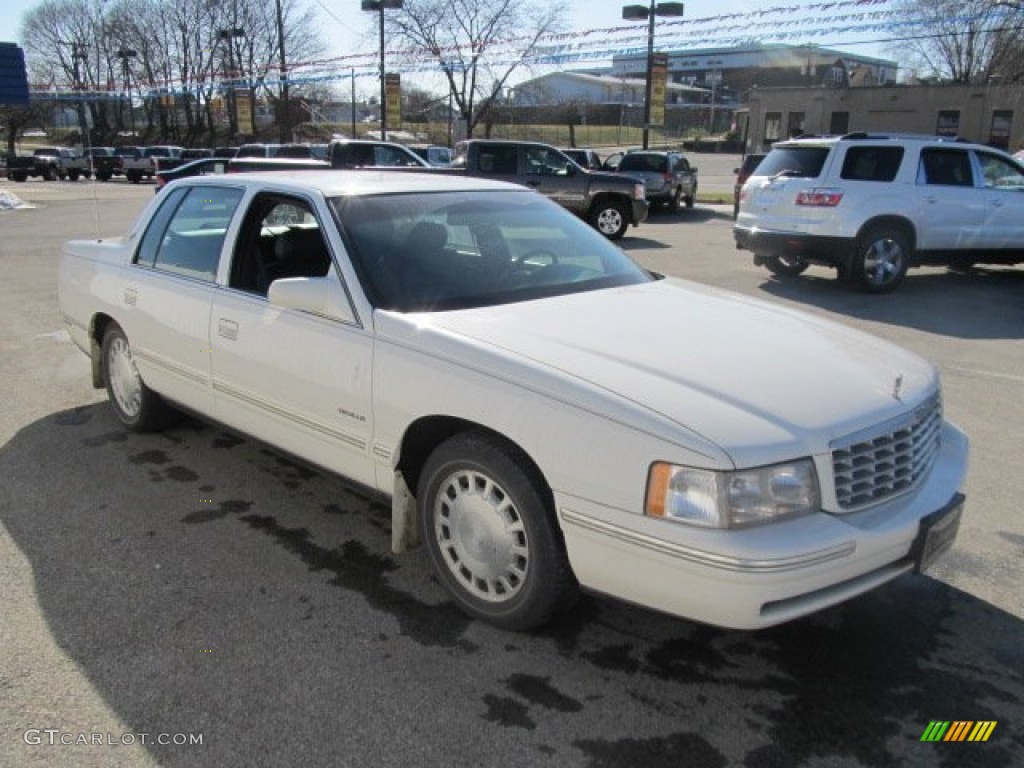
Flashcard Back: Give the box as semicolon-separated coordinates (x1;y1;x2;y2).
733;225;854;268
557;421;968;630
631;199;649;226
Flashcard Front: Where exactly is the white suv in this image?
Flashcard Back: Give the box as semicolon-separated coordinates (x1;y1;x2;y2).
733;133;1024;292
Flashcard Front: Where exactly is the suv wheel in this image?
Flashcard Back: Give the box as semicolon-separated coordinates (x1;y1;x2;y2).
763;254;809;277
853;225;910;293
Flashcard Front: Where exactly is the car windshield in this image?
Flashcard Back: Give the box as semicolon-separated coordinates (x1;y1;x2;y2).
754;147;830;178
331;190;655;312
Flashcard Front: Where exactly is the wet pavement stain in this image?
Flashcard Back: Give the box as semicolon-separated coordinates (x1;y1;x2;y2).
128;450;171;465
505;673;583;713
237;514;474;648
581;643;641;675
165;466;199;482
54;407;92;426
212;432;245;450
998;531;1024;548
181;499;253;525
575;732;727;768
82;431;128;447
644;628;738;684
481;694;536;730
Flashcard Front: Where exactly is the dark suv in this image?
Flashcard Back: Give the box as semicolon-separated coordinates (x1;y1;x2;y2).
614;150;698;212
733;153;766;218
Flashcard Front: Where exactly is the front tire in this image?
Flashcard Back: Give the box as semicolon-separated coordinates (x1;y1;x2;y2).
418;432;576;631
853;225;910;293
589;199;629;240
101;324;178;432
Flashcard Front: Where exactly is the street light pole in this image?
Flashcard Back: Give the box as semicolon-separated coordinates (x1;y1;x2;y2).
274;0;290;142
117;48;137;137
361;0;403;141
622;2;684;149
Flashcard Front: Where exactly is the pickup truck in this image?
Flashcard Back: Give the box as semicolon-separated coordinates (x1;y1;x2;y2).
451;140;647;240
56;170;968;631
122;145;185;183
6;147;79;182
87;146;124;181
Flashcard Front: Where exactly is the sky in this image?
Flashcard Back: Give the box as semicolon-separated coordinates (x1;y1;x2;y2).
0;0;896;93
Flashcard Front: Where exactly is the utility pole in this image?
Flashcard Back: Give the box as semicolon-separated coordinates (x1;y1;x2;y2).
274;0;290;142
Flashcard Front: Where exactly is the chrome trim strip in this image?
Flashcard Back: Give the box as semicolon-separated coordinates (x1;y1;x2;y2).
372;444;392;461
212;379;367;451
133;348;207;386
559;508;856;573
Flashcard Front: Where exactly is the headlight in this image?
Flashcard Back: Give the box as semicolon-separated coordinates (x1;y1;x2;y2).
645;460;819;528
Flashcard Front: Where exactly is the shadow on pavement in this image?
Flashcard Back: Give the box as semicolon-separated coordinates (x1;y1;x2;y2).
757;265;1024;340
3;403;1022;767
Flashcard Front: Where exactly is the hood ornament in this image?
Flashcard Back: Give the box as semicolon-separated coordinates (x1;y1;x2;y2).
892;374;904;401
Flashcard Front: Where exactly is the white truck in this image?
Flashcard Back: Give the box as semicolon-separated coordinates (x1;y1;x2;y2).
121;145;185;183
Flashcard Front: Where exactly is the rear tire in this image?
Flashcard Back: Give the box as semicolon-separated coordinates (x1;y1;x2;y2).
101;324;179;432
684;185;696;208
418;431;576;631
853;225;910;293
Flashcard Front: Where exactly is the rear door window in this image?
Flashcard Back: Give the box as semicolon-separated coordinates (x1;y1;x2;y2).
840;146;904;182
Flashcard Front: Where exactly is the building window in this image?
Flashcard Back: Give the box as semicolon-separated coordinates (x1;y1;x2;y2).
765;112;782;143
936;110;960;137
788;112;805;138
829;112;849;134
989;110;1012;150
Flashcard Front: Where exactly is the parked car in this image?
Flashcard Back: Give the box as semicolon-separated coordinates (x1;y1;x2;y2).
612;150;699;212
733;152;766;218
734;132;1024;292
58;171;967;632
409;144;453;167
561;148;603;171
236;143;282;158
329;139;431;168
154;157;230;192
181;148;214;161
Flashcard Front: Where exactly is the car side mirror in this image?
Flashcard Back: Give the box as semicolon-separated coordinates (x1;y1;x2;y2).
268;276;356;324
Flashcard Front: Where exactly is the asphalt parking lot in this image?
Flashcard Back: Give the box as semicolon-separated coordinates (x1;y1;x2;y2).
1;176;1021;768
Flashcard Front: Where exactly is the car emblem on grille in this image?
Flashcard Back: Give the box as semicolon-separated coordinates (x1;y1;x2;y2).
893;374;904;401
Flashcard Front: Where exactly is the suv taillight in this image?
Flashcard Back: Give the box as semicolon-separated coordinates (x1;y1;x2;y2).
795;188;843;207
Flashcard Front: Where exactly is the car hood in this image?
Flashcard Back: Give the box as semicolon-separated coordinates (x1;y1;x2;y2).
385;278;938;467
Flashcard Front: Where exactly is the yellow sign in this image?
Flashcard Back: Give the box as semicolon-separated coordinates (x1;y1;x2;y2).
649;53;668;129
236;89;254;135
385;73;401;130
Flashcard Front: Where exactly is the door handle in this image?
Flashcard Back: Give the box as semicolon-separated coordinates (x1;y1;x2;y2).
217;318;239;341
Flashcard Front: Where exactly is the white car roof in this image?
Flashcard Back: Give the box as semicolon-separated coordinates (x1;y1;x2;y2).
182;170;530;197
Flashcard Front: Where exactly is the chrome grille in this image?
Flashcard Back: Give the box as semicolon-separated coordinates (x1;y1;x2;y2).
832;394;942;510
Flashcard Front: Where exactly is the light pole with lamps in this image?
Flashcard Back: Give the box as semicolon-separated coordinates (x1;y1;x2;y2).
621;1;683;149
117;48;137;136
360;0;403;140
217;27;245;137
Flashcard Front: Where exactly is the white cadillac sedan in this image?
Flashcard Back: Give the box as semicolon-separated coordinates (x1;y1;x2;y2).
58;171;968;631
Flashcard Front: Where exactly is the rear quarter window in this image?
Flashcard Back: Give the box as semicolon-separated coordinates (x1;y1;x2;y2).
840;146;904;182
754;147;830;178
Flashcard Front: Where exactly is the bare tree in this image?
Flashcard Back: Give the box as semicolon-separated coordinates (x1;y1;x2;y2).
890;0;1024;83
386;0;566;138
